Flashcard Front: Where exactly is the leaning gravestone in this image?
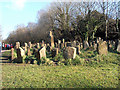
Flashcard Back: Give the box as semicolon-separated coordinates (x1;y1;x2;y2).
16;47;25;63
49;31;54;48
51;48;58;58
117;40;120;52
39;46;46;59
63;47;76;59
97;41;108;55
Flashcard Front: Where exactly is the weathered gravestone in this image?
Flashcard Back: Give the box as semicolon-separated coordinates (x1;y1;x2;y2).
16;42;20;49
49;31;54;48
83;41;89;49
117;40;120;52
97;41;108;55
58;40;61;49
66;42;72;47
29;42;32;48
39;46;46;59
37;43;40;49
27;47;31;56
63;47;76;59
11;48;14;61
24;43;28;52
51;48;59;58
46;44;51;52
16;47;25;63
41;40;45;47
72;41;76;47
76;45;81;55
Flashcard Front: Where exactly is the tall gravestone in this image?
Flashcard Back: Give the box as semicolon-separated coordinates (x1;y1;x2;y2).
49;31;54;48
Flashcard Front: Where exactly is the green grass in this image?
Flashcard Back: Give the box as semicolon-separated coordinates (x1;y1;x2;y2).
2;64;119;88
1;49;120;88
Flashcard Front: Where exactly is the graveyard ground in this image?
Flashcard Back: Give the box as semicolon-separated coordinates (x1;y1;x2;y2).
1;50;120;88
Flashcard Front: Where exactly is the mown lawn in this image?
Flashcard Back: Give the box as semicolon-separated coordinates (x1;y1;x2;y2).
2;63;119;88
1;50;120;88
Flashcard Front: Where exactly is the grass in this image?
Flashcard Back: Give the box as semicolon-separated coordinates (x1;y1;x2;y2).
2;64;119;88
1;49;120;88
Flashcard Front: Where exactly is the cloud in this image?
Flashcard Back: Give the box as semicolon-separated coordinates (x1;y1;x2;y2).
11;0;26;10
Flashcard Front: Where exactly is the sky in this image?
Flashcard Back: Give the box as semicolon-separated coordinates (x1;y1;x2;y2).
0;0;54;40
0;0;119;40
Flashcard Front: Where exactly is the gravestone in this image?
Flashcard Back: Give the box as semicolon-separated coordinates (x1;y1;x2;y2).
63;47;76;59
80;43;83;49
27;47;31;56
49;31;54;48
58;40;61;49
76;45;81;55
24;43;28;52
66;42;72;47
97;41;108;55
55;43;58;48
29;42;32;48
60;43;64;49
117;40;120;52
51;48;58;58
46;44;51;52
83;41;89;49
41;40;45;47
39;46;46;59
11;48;14;61
37;43;40;49
72;41;76;47
16;47;25;63
16;42;20;49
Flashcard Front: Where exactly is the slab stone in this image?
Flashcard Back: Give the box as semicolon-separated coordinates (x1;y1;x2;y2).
29;42;32;48
63;47;76;59
97;41;108;55
39;46;46;59
16;47;25;63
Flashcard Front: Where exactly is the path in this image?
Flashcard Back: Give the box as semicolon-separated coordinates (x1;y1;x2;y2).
0;50;11;64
